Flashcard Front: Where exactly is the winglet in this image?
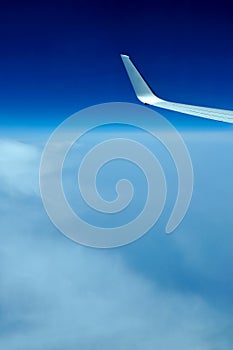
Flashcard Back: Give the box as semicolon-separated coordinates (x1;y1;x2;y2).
120;54;233;124
120;54;162;105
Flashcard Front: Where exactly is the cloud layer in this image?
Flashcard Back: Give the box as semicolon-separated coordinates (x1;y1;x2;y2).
0;135;233;349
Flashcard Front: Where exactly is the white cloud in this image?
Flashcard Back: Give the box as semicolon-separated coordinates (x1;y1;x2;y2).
0;139;40;196
0;136;233;350
0;211;230;350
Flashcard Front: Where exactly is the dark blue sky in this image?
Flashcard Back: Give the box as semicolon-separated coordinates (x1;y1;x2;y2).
1;0;233;127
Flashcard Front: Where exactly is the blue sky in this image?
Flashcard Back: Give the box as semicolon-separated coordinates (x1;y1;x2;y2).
1;0;233;127
1;0;233;349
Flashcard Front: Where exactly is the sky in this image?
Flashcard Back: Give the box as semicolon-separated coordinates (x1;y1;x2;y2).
1;0;233;349
1;0;233;127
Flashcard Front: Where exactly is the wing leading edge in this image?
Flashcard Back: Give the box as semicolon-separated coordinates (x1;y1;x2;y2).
121;54;233;124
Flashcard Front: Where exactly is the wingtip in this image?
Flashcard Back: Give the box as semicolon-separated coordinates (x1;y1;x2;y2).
120;54;130;59
120;53;162;105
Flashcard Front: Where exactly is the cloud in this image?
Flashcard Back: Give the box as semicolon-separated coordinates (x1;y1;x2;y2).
1;207;231;350
0;139;40;196
0;137;233;349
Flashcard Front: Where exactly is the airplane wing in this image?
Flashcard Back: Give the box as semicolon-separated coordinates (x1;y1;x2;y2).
121;54;233;124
